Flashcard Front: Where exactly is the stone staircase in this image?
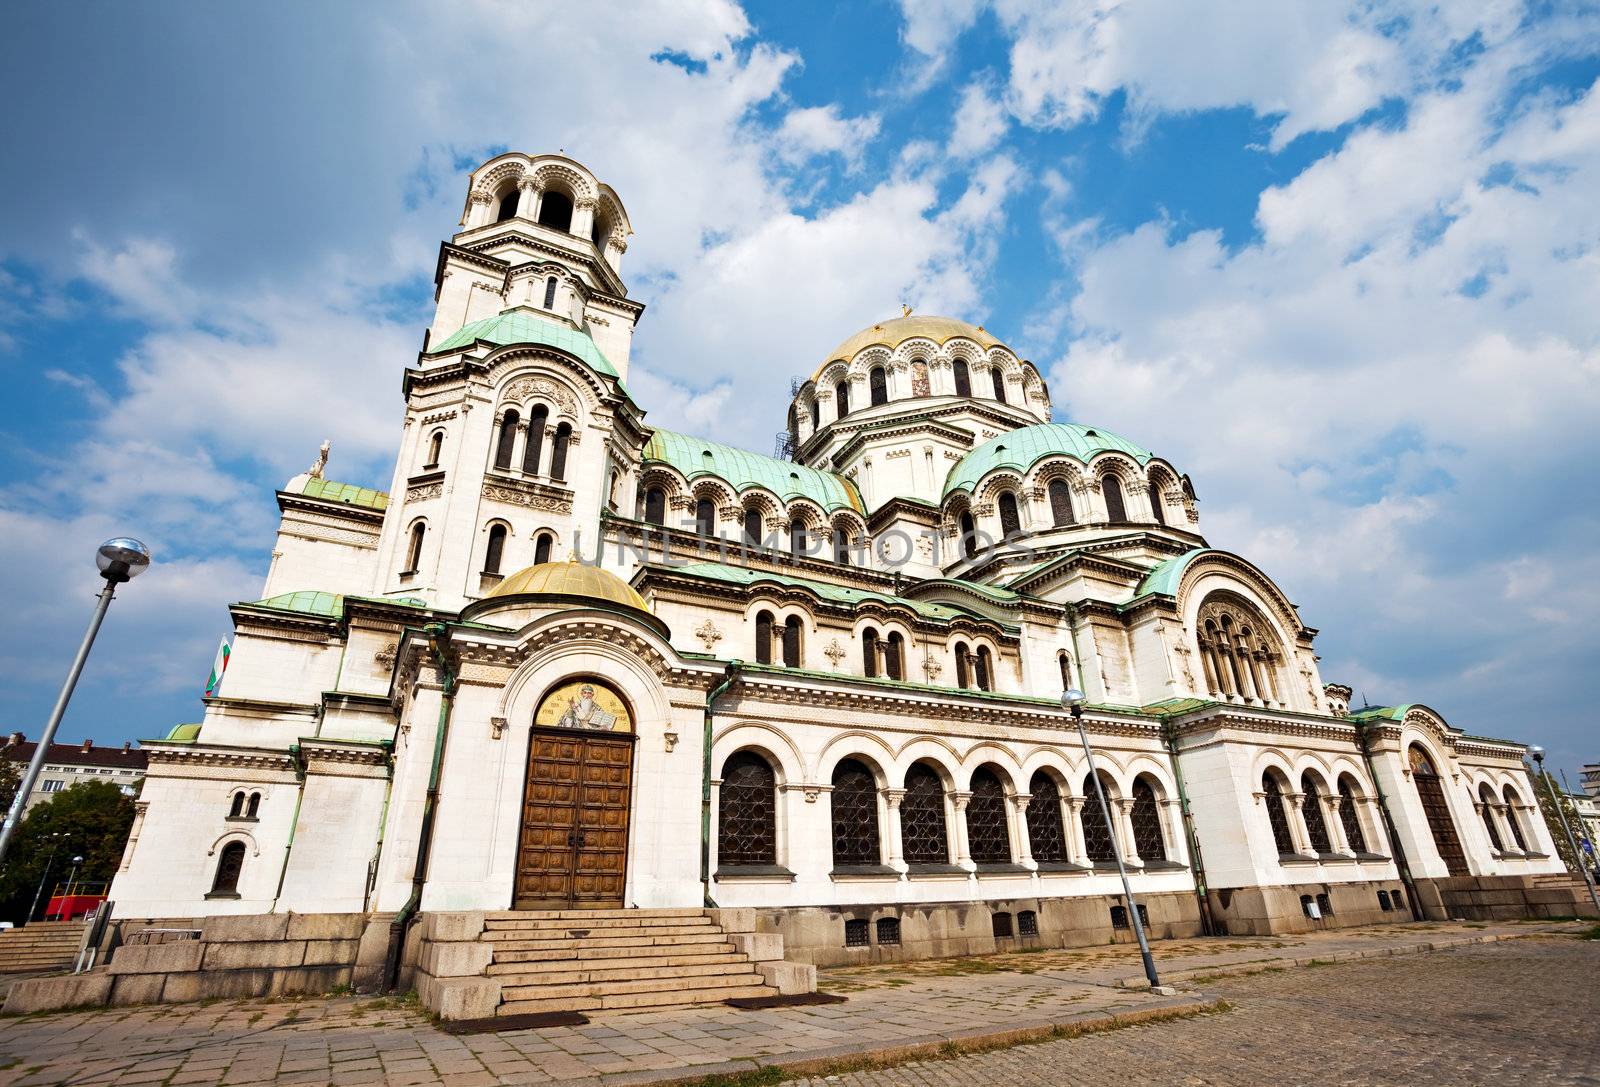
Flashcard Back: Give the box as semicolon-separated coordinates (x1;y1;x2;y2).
0;921;86;974
414;907;816;1020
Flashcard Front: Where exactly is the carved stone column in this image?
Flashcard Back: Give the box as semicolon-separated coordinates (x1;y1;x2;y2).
517;177;541;221
1066;796;1089;864
1325;794;1352;855
883;789;907;873
1115;797;1141;866
1009;794;1036;870
951;791;974;869
1285;791;1313;854
1162;799;1187;865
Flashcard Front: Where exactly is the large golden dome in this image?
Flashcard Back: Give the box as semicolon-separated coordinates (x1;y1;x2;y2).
485;561;650;613
814;315;1005;380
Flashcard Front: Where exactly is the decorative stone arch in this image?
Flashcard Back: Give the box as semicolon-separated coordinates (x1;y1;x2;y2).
852;345;893;380
485;347;608;410
1028;456;1088;490
891;737;965;787
828;511;868;552
688;476;738;513
1397;706;1457;758
493;618;678;728
497;372;584;426
530;162;598;204
1173;554;1305;650
1019;747;1081;790
817;361;850;392
207;829;262;858
1086;452;1143;486
711;724;805;788
815;731;898;784
1325;756;1368;787
638;464;687;501
1291;751;1338;786
976;471;1026;505
1252;748;1299;788
474;159;527;203
957;744;1025;792
1121;756;1176;799
741;593;814;628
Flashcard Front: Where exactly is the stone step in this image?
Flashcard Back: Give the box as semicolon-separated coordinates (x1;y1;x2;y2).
482;928;729;949
500;970;769;1005
499;982;776;1016
483;915;717;932
490;940;738;965
485;908;706;922
493;959;755;987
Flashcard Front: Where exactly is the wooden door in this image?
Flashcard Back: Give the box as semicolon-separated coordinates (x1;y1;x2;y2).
515;730;633;908
1414;772;1469;877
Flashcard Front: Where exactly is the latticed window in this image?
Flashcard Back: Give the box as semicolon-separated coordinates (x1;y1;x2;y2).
1018;910;1038;937
718;752;776;867
755;611;773;665
1337;777;1368;853
494;410;519;469
696;497;716;536
990;368;1006;403
998;492;1021;536
844;918;869;947
1101;474;1127;521
1049;479;1074;525
550;421;571;480
1478;784;1504;851
901;763;949;864
960;511;978;559
991;911;1013;938
789;519;807;556
875;917;900;945
885;633;904;681
966;768;1011;864
835;380;850;418
743;506;763;545
975;646;993;691
1130;779;1167;861
870;366;888;406
782;616;802;668
1409;745;1468;876
1026;772;1068;863
1263;773;1296;855
861;629;878;678
1502;786;1528;850
830;759;880;867
1301;773;1333;854
643;487;666;525
1081;774;1118;863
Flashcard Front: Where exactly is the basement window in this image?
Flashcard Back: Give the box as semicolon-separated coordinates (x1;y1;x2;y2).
844;918;869;948
991;912;1013;939
875;917;901;946
1018;910;1039;937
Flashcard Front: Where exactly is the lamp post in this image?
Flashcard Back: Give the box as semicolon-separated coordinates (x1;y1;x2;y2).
1528;746;1600;917
1063;688;1163;989
27;833;64;922
0;538;150;869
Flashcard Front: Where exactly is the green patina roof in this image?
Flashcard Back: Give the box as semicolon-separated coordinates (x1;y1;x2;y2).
1349;704;1408;722
1131;548;1213;600
662;562;1011;627
944;423;1154;497
297;477;389;511
428;307;619;379
163;723;201;743
240;591;430;618
644;430;864;514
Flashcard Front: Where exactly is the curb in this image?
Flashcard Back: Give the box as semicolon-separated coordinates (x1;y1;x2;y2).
572;994;1221;1086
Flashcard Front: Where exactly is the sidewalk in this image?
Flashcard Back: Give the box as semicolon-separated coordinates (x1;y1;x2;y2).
0;920;1580;1087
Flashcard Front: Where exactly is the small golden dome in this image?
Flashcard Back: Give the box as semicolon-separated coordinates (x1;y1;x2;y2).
484;561;650;613
814;315;1005;381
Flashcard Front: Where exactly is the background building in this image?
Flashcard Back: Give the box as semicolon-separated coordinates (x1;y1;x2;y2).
2;733;145;814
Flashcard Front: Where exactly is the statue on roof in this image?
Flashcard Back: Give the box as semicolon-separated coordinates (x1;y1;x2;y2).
308;440;330;480
901;303;913;317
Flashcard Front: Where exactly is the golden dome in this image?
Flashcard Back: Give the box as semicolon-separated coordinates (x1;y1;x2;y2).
484;561;650;613
814;315;1005;381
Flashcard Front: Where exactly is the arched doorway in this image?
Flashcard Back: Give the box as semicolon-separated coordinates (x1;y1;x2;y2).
516;678;636;908
1409;744;1467;877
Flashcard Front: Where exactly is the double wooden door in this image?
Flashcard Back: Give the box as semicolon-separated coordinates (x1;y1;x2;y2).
515;729;634;908
1413;770;1469;877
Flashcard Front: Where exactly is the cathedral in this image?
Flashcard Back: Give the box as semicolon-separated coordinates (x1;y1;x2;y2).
104;152;1577;1018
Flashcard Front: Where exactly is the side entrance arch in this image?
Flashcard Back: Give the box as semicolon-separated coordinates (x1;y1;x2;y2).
1409;744;1468;877
515;678;636;909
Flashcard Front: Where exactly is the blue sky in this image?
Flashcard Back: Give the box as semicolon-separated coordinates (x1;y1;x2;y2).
1;2;1598;781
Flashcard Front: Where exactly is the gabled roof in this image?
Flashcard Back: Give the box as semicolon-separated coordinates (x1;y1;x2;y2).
944;422;1154;497
644;430;863;514
427;307;619;379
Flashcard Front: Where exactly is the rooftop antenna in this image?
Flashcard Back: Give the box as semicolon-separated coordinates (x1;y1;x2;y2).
1359;690;1370;709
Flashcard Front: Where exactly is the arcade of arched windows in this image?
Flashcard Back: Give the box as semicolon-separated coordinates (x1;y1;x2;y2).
941;455;1194;545
1196;595;1287;706
1255;762;1385;862
489;398;577;483
1471;778;1537;857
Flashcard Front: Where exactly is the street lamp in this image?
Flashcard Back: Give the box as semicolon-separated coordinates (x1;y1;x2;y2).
0;538;151;868
1527;746;1600;917
1063;688;1163;990
28;833;64;922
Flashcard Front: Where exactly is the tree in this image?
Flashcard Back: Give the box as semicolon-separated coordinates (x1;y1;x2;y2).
1530;770;1587;875
0;780;135;925
0;756;18;816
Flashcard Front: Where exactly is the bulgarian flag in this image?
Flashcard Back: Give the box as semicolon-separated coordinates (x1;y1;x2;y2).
204;639;231;698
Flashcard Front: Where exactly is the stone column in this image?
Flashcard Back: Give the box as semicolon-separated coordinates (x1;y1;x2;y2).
951;791;974;869
1010;794;1036;870
517;178;541;221
511;423;529;474
466;191;493;228
1162;799;1187;865
1362;796;1391;855
1115;797;1141;866
572;196;597;241
1066;796;1088;864
883;789;907;873
1285;791;1313;854
1491;803;1520;853
1325;794;1352;855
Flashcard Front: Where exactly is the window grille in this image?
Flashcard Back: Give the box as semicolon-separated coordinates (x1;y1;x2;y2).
1301;774;1333;854
1338;777;1368;853
1049;479;1074;525
966;769;1011;863
830;760;881;867
1378;890;1392;911
875;917;901;945
991;912;1013;938
901;763;949;864
844;918;869;947
718;753;776;866
1082;775;1118;863
1130;780;1167;861
1502;786;1528;850
1262;773;1295;855
1101;474;1127;521
1026;773;1068;863
1018;910;1039;937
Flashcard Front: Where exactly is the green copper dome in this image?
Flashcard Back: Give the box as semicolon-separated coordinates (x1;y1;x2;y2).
943;423;1154;497
644;429;864;513
427;307;619;379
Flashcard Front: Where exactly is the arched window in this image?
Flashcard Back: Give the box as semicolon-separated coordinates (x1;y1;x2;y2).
533;532;553;565
809;398;820;429
861;628;878;678
522;405;547;474
967;767;1011;863
954;642;970;688
245;792;261;819
1409;745;1468;875
1026;772;1068;863
743;506;763;546
228;792;245;818
953;358;971;397
1101;474;1127;522
755;611;773;665
830;759;881;867
537;189;573;233
998;492;1021;537
835;380;850;418
718;752;776;867
542;275;558;309
901;763;949;864
1148;478;1167;524
484;524;507;575
210;841;246;897
1262;772;1295;855
1478;783;1504;852
789;518;807;557
403;522;426;574
1301;773;1332;854
424;430;444;469
1337;776;1369;853
975;646;994;692
496;189;518;222
833;525;851;565
1197;595;1285;705
549;422;571;480
494;410;519;470
1048;479;1074;526
696;497;716;536
869;366;888;406
885;632;904;681
1081;773;1118;863
1057;652;1072;693
782;616;802;668
990;367;1006;403
1502;785;1528;851
643;486;666;525
959;511;977;559
1131;778;1166;861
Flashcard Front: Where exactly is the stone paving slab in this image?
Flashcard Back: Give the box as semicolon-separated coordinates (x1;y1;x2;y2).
0;920;1581;1087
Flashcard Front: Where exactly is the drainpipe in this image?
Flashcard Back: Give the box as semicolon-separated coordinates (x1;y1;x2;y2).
702;662;740;907
363;740;397;914
1354;719;1423;921
384;623;458;990
271;744;308;909
1160;721;1217;936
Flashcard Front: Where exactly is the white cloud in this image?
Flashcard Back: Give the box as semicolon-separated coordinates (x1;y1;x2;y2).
772;105;882;170
948;80;1008;158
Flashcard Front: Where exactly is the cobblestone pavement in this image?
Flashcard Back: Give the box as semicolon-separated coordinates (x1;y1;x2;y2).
0;923;1589;1086
796;936;1600;1087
